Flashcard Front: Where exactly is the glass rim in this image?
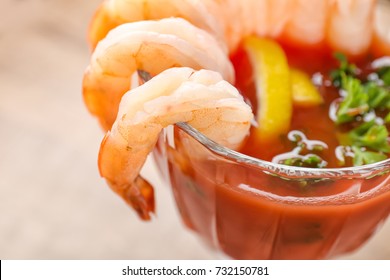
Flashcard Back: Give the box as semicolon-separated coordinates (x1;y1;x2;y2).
177;122;390;180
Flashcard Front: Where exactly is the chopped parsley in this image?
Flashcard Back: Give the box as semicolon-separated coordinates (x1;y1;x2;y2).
273;131;328;168
275;54;390;168
377;66;390;86
331;54;390;166
280;154;327;168
351;146;387;166
348;121;390;153
330;52;358;87
365;81;390;109
336;74;369;124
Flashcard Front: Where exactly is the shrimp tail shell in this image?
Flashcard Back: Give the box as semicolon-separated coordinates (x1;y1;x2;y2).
99;134;156;220
124;176;155;220
106;176;155;221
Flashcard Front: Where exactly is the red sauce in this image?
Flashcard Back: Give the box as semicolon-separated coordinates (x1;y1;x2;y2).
231;44;377;167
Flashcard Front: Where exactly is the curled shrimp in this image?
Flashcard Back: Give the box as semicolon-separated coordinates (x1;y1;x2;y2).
326;0;376;56
88;0;226;50
84;0;390;131
98;67;253;220
84;0;390;220
83;17;234;130
88;0;390;55
373;0;390;56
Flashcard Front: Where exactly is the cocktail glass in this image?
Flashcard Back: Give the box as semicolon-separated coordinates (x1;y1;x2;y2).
154;122;390;259
152;1;390;260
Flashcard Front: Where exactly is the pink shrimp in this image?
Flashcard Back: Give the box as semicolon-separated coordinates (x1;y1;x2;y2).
98;67;253;220
83;0;390;219
88;0;390;55
83;17;233;130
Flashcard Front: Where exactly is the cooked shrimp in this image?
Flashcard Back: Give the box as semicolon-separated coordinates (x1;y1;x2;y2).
373;0;390;56
326;0;375;56
88;0;226;50
282;0;328;46
98;67;253;220
83;18;234;130
252;0;293;38
85;0;390;220
89;0;389;56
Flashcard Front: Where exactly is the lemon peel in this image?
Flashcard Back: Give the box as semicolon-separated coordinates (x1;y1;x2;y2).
291;68;323;107
243;36;292;143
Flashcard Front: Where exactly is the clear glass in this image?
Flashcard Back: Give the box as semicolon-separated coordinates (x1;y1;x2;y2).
153;1;390;260
154;123;390;259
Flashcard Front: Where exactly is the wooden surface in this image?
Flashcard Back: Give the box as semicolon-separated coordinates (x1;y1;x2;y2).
0;0;389;259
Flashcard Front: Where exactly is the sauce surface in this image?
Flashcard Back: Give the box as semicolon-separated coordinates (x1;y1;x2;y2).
231;45;389;168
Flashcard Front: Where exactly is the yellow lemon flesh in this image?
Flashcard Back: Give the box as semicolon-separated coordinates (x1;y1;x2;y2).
242;36;292;143
291;68;323;107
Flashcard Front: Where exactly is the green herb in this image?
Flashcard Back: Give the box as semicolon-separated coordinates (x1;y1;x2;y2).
280;157;302;167
330;52;358;87
377;66;390;86
365;81;390;109
331;53;390;166
336;74;369;124
385;112;390;124
337;122;390;166
280;154;327;168
332;54;390;123
348;120;390;153
275;131;328;168
352;146;387;166
304;155;327;168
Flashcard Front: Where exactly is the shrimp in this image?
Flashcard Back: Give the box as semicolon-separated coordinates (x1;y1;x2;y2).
372;0;390;57
281;0;328;46
84;0;390;220
82;17;234;131
88;0;390;55
88;0;226;50
326;0;376;56
98;67;253;220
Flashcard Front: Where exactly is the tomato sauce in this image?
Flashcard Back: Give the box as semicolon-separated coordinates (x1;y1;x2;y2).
153;44;390;259
232;44;378;167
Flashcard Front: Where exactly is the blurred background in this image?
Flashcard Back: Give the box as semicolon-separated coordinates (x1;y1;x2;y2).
0;0;389;259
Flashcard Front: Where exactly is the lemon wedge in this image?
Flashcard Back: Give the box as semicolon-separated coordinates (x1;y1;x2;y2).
242;36;292;143
291;68;323;107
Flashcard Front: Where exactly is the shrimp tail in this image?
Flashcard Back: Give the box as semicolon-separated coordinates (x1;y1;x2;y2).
106;176;155;221
127;176;155;220
99;131;156;220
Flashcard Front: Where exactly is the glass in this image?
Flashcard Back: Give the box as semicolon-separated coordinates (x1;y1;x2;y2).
154;123;390;259
153;1;390;260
